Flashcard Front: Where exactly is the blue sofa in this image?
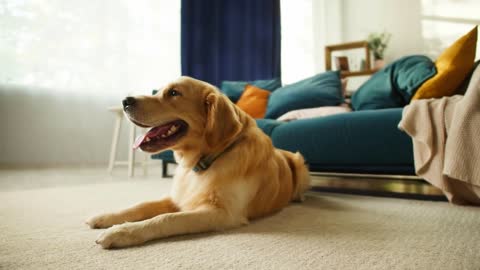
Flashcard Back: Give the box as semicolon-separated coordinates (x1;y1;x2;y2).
152;107;415;177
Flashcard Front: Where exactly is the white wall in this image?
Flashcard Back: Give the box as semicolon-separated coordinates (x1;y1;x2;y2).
0;85;130;166
341;0;480;63
312;0;344;72
339;0;480;90
342;0;424;63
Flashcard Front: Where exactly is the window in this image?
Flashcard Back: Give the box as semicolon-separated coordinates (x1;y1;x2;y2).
280;0;315;84
0;0;181;97
421;0;480;59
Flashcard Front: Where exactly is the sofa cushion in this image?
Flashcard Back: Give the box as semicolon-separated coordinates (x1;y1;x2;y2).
271;108;415;174
255;119;284;136
151;150;175;163
351;55;436;110
412;26;477;100
277;105;351;122
393;56;437;102
265;71;343;119
236;85;271;118
220;78;281;103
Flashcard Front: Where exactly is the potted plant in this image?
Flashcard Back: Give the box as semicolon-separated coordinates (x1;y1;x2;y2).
367;31;391;69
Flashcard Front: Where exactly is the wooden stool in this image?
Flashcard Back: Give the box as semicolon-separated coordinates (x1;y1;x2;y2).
107;106;149;177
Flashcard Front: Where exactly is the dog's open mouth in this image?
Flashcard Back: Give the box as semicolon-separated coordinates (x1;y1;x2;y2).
133;120;188;152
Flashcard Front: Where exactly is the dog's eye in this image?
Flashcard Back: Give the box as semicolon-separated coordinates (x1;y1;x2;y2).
167;89;181;97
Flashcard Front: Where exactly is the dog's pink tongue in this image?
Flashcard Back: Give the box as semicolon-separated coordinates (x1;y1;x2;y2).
133;134;147;149
132;124;172;149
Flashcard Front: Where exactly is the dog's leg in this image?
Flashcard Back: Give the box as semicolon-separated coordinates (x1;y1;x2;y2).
95;207;243;249
86;197;178;229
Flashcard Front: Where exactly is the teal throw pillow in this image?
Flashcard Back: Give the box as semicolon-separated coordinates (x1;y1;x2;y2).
352;55;436;110
220;78;281;103
264;71;343;119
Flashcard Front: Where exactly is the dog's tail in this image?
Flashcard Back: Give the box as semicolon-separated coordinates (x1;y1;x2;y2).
284;151;311;202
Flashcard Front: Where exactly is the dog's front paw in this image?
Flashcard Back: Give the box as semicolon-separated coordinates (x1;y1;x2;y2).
85;213;119;229
95;224;144;249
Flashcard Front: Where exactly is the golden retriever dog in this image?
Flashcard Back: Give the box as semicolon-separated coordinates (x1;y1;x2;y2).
86;76;310;249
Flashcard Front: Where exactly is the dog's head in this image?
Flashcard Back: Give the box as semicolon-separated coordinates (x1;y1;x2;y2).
123;76;244;154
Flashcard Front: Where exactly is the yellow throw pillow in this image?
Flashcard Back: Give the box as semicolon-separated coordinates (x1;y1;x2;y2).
412;26;477;100
236;84;271;118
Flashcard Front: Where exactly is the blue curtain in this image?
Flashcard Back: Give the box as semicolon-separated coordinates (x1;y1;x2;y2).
181;0;281;87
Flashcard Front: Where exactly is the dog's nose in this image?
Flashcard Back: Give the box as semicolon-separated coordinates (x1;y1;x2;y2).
122;97;136;109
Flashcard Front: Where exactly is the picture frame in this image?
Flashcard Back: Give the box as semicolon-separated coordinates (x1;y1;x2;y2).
335;56;350;71
325;41;375;78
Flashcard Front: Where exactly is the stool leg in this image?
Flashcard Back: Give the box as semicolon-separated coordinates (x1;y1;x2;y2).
128;123;136;177
141;127;149;176
108;114;122;174
143;152;149;176
162;161;168;178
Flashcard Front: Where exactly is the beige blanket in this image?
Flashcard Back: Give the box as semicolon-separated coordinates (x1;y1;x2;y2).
399;65;480;205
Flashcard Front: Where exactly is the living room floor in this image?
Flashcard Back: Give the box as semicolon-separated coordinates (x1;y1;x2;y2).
0;166;163;191
1;166;480;270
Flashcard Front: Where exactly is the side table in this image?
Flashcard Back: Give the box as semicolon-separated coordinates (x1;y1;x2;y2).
107;106;149;177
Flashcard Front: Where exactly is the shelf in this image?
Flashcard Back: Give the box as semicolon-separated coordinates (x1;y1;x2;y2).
340;69;377;78
325;41;369;51
325;40;372;73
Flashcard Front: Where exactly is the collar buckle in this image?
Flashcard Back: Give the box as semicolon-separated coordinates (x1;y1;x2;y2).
193;160;210;172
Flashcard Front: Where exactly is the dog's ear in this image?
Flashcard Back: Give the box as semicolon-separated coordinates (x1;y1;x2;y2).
205;92;243;149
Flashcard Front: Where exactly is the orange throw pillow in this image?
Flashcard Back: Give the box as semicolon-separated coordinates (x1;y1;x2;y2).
236;84;271;118
412;26;477;100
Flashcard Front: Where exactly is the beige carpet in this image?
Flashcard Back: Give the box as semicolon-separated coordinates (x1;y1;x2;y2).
1;172;480;269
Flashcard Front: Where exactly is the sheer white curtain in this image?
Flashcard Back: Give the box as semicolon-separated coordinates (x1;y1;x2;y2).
0;1;180;166
280;0;343;84
280;0;315;84
0;0;180;97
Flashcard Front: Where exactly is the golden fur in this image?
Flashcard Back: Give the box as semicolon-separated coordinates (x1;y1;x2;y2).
86;76;310;249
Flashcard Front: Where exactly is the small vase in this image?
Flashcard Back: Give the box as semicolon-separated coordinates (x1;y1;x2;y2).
374;59;385;70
